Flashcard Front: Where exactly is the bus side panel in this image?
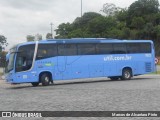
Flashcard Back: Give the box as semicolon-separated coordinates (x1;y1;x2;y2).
54;65;78;80
14;68;39;83
53;56;90;80
103;62;117;77
72;65;89;79
54;55;105;80
89;64;104;77
103;54;154;77
63;56;90;79
35;53;155;81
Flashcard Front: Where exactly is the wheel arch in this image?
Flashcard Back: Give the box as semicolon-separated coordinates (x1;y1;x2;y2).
122;67;133;77
38;71;53;83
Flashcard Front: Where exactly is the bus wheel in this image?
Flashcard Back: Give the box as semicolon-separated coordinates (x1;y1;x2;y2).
121;69;132;80
31;82;39;87
41;73;50;86
109;77;119;80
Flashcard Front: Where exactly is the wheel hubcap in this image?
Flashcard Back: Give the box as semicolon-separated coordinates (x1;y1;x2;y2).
125;71;130;78
44;77;49;83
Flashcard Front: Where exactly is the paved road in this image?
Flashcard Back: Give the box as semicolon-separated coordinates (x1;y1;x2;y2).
0;75;160;119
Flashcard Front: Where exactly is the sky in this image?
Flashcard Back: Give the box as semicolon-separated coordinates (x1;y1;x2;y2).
0;0;138;50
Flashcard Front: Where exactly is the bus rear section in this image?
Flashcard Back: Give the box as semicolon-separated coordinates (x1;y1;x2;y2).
103;41;155;80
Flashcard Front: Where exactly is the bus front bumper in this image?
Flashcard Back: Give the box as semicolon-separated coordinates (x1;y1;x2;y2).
5;73;15;84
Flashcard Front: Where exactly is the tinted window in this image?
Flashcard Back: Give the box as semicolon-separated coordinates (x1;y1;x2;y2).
36;44;57;60
96;44;113;54
58;44;77;56
6;46;17;73
113;43;126;54
126;43;140;53
126;43;151;53
78;44;96;55
140;43;151;53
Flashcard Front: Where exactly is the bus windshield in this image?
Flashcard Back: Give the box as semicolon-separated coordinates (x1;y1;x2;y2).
15;44;35;72
5;47;17;73
6;52;15;73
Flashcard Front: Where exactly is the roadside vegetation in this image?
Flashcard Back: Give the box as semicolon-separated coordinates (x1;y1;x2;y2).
55;0;160;56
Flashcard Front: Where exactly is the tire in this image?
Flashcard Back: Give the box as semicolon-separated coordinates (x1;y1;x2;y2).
41;73;50;86
31;82;39;87
110;77;119;80
121;69;132;80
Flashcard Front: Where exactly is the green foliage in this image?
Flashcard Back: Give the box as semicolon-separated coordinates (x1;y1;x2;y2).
26;35;35;41
55;23;72;38
131;17;145;29
128;0;159;19
55;0;160;55
127;0;159;25
0;35;8;51
101;3;121;16
35;34;42;40
80;12;102;25
0;51;7;67
154;25;160;38
115;9;128;22
27;34;43;41
46;33;53;39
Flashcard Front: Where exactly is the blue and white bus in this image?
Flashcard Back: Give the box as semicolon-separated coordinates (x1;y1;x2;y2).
5;38;155;86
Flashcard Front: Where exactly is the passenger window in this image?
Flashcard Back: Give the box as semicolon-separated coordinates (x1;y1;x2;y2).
140;43;151;53
113;43;126;54
96;44;113;54
77;44;96;55
58;44;77;56
126;43;140;53
36;44;57;60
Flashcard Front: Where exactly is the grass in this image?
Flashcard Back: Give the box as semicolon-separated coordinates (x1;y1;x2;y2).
0;72;4;76
153;71;160;74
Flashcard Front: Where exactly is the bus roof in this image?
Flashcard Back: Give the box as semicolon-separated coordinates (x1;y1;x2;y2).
38;38;153;44
14;38;154;48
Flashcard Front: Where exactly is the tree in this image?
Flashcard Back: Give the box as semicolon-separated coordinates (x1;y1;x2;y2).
115;9;128;22
35;34;42;40
121;28;131;39
100;3;121;16
144;23;154;39
154;25;160;39
46;33;53;39
55;12;103;38
131;17;145;29
68;29;84;38
55;23;72;38
127;0;159;25
106;28;123;39
26;35;35;41
0;35;8;51
128;0;159;16
80;12;102;25
26;34;43;41
0;51;7;67
87;16;106;37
